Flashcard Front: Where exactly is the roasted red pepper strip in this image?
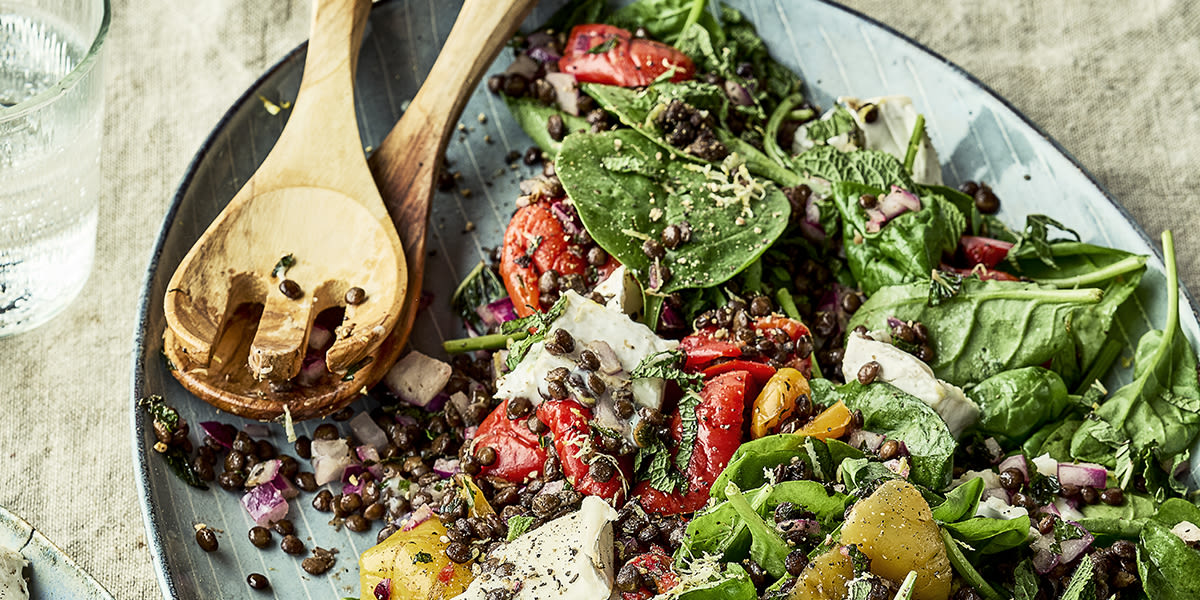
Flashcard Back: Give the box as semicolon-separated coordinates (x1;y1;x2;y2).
959;235;1014;269
620;546;680;600
559;24;695;87
473;399;547;484
536;399;629;504
636;370;749;515
702;359;776;388
679;333;742;371
499;203;587;318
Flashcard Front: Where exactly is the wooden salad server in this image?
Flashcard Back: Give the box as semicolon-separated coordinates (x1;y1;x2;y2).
163;0;405;418
163;0;538;421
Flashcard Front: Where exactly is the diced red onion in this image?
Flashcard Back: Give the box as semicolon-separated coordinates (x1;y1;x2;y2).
312;439;353;486
246;459;282;488
659;303;686;330
799;196;826;242
525;31;556;50
199;421;233;449
242;484;288;526
864;207;887;233
463;426;478;441
879;186;921;218
1052;497;1084;521
342;464;369;496
586;341;623;376
425;393;449;413
529;45;562;65
1030;532;1058;574
724;80;753;106
477;298;518;329
356;445;383;479
349;412;388;452
374;579;391;600
297;356;327;387
884;458;910;478
848;430;885;452
394;414;418;427
998;455;1029;482
505;54;539;81
550;200;584;236
401;505;434;532
268;473;298;500
1059;522;1094;563
308;324;333;351
433;458;461;478
1057;462;1108;489
243;423;272;438
544;72;579;115
539;480;566;497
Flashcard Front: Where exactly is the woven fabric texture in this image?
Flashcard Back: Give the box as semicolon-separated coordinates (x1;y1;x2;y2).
0;1;1195;597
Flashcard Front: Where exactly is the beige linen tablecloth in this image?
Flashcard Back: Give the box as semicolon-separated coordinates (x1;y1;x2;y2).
0;1;1196;597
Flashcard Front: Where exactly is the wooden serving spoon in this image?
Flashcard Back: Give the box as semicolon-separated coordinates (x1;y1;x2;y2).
163;0;537;420
164;0;404;414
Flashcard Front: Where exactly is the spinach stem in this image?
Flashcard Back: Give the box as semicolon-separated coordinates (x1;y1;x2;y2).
681;0;706;37
1074;338;1123;395
443;331;527;354
763;92;806;167
903;114;926;173
940;528;1004;600
1034;255;1147;288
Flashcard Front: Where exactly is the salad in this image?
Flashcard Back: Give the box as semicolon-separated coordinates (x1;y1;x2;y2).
145;1;1200;599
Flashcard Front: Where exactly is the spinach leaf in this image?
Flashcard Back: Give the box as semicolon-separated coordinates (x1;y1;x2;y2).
833;181;965;295
1139;500;1200;600
941;514;1031;554
1006;214;1080;269
557;129;790;294
764;480;854;527
932;477;985;523
711;433;863;495
450;261;507;333
791;145;913;190
503;95;589;156
1010;242;1148;290
1060;554;1097;600
724;482;790;578
1026;418;1083;462
1070;232;1200;465
847;278;1104;388
582;81;801;185
1013;559;1039;600
541;0;606;34
967;367;1072;444
813;380;958;490
679;484;770;564
1075;492;1157;540
916;184;980;236
607;0;715;45
675;563;758;600
801;106;859;148
838;457;900;496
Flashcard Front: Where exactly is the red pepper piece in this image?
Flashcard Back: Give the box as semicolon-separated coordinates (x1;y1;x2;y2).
960;235;1014;268
636;370;749;515
472;399;547;484
679;333;742;371
536;399;629;504
559;24;694;88
619;546;680;600
499;203;587;319
702;359;776;388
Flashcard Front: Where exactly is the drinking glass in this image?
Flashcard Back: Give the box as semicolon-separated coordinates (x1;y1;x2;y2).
0;0;109;336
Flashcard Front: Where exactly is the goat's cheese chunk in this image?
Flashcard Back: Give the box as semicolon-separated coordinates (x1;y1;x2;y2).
451;496;618;600
841;95;943;186
592;266;644;319
0;545;27;600
841;332;979;437
496;291;676;411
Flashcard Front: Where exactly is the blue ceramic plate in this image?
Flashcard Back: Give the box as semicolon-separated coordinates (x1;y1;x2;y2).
132;1;1200;598
0;504;114;599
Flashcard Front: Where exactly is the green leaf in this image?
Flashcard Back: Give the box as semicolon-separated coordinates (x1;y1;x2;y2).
940;528;1004;600
942;514;1031;554
1026;418;1082;462
449;261;507;333
1007;214;1080;269
503;295;569;371
506;515;535;541
832;180;965;295
271;253;296;279
675;563;758;600
606;0;714;44
674;389;703;476
1060;553;1097;600
412;551;433;564
791;145;913;190
968;367;1072;444
932;477;985;523
724;482;791;579
802;106;859;147
541;0;606;34
138;395;179;432
635;438;682;493
163;446;209;490
1139;519;1200;600
630;349;702;388
812;379;958;490
848;278;1104;388
557;129;791;294
1071;231;1200;464
502;94;589;156
1075;492;1158;540
1013;559;1039;600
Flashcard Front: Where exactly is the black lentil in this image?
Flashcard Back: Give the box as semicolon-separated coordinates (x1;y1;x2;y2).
857;361;881;385
345;287;367;305
1101;487;1124;506
312;490;334;512
248;526;272;549
523;146;543;165
974;185;1000;214
247;573;270;591
280;534;305;555
878;439;902;461
547;113;565;141
279;279;303;299
195;527;219;552
313;424;339;441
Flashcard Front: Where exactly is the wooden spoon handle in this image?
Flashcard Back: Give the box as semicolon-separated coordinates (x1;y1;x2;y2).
259;0;375;200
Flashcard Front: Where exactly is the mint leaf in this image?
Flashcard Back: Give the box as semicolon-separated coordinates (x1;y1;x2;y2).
630;349;702;389
503;295;569;371
506;515;535;541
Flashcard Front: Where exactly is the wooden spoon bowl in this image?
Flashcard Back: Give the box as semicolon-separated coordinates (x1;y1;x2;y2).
164;0;537;421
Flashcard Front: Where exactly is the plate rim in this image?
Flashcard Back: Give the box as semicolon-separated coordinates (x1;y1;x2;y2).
0;504;115;599
129;1;1196;597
